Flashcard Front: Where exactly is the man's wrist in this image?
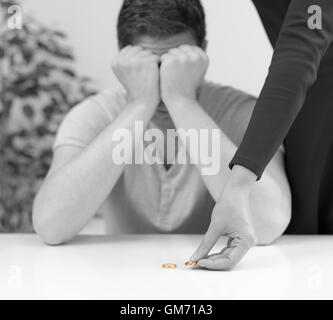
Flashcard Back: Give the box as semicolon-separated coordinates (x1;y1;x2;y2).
127;98;158;111
163;95;197;110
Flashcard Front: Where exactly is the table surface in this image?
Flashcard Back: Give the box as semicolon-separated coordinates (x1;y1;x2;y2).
1;234;333;300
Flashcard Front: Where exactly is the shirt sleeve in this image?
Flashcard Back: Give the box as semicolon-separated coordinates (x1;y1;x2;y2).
230;0;333;179
53;96;113;151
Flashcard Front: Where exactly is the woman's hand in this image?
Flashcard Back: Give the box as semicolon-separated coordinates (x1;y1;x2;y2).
190;166;258;271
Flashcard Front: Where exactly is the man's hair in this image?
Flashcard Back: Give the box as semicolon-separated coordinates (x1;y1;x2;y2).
117;0;206;49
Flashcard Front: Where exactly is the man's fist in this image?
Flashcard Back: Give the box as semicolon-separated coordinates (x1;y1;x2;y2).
160;45;209;106
112;46;160;109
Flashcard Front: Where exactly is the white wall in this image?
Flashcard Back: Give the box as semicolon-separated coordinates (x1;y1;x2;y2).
23;0;273;96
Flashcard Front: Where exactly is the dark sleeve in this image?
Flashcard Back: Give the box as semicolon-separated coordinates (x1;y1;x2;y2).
229;0;333;179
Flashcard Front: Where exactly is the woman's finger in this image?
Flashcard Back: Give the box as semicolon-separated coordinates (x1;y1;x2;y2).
189;224;221;262
196;237;251;270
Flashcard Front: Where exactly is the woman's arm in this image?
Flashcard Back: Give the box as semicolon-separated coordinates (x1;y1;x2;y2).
231;0;333;179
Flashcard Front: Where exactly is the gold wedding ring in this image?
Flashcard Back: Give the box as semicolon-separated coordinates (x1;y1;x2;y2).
185;261;197;267
162;263;177;269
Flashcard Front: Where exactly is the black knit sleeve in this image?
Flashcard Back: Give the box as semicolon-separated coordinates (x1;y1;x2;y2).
230;0;333;179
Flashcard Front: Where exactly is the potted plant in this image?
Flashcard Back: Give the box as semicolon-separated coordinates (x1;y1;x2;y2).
0;0;97;232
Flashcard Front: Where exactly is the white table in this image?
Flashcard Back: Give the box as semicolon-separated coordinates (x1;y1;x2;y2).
0;234;332;300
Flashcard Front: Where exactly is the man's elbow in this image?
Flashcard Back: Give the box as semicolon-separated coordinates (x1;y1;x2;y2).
253;175;292;246
256;206;291;246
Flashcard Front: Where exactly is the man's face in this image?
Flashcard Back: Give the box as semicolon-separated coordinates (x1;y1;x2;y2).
131;32;199;112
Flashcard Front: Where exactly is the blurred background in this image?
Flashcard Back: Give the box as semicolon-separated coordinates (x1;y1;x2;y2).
0;0;273;233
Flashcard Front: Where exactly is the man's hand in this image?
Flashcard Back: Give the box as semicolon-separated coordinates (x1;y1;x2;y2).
112;46;160;110
160;45;209;106
190;166;258;271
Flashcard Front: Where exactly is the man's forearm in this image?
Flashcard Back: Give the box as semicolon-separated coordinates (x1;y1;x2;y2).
165;97;236;200
33;101;155;244
165;97;286;202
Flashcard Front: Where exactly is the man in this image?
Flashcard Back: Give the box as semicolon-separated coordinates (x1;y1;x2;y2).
33;0;291;268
